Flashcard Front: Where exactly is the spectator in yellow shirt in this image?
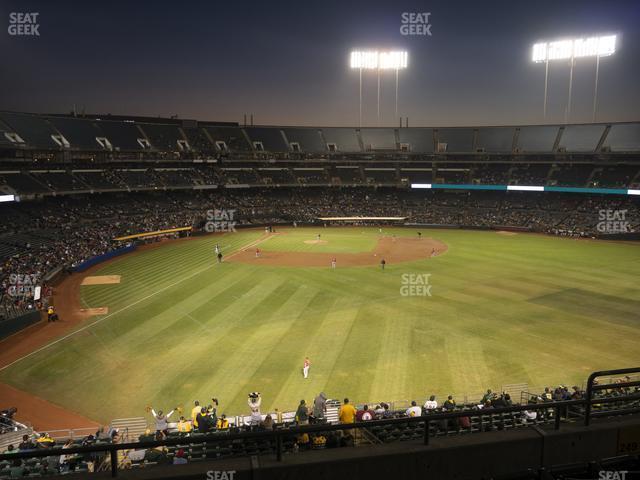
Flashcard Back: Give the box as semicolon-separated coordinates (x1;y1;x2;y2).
338;398;357;424
176;417;192;433
190;401;201;429
216;415;229;430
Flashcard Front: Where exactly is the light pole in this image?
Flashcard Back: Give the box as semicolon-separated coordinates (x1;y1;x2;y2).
543;59;549;121
395;67;399;121
567;55;574;123
359;67;362;128
593;55;600;122
351;50;408;127
377;66;381;125
532;35;616;124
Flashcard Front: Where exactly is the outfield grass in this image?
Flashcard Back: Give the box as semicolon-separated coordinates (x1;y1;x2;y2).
1;227;639;424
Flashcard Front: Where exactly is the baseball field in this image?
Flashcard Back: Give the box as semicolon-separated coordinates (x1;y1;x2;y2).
1;227;639;426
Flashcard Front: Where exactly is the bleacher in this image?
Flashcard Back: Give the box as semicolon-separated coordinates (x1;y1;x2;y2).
244;127;288;152
0;113;60;149
548;164;595;187
603;123;640;152
476;127;515;153
331;166;362;184
205;127;251;151
590;165;640;188
256;168;295;185
182;126;214;153
117;170;157;188
0;173;50;194
363;168;397;184
292;168;327;184
72;171;123;190
516;125;559;153
397;128;434;153
322;128;361;152
360;128;396;151
220;168;259;184
46;117;103;150
509;164;551;185
282;128;325;153
32;171;87;191
96;120;145;151
155;169;197;187
436;128;474;153
399;167;433;184
559;125;606;153
140;123;185;151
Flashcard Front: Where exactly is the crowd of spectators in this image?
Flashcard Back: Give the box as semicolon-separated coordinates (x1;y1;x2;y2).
3;376;637;478
1;189;638;319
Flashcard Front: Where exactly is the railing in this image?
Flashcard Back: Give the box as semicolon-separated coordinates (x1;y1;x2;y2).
585;367;640;426
1;368;638;478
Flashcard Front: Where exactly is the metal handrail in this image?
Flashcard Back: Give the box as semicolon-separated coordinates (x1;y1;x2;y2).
585;367;640;426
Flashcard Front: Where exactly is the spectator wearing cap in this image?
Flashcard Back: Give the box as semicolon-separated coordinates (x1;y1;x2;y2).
173;449;188;465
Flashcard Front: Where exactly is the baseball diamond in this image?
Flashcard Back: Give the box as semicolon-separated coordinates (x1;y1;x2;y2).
1;227;638;425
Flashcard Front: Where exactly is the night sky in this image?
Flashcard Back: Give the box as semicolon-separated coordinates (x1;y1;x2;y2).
1;0;639;127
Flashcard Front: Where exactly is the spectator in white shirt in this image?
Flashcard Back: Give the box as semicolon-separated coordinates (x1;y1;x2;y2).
151;408;176;435
424;395;438;411
406;401;422;417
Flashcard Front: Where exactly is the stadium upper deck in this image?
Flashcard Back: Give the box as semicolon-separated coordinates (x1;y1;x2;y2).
0;111;639;156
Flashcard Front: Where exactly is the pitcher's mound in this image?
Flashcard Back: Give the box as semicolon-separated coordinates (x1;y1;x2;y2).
304;240;328;245
81;275;121;285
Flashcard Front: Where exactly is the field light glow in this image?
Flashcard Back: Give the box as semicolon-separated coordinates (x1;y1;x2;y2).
351;50;408;70
532;35;616;62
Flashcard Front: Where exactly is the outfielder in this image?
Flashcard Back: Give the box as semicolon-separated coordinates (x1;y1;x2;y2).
303;357;310;378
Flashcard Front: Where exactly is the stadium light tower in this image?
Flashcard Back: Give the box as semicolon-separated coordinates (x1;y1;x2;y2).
532;35;617;123
350;50;408;126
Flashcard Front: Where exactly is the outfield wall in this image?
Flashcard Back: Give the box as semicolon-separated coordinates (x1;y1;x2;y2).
0;310;41;341
72;244;137;272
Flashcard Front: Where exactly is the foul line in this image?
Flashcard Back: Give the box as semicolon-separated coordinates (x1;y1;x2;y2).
0;234;274;372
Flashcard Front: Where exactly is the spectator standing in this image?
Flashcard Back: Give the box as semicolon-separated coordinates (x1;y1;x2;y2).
313;392;327;422
295;400;309;425
338;398;357;424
